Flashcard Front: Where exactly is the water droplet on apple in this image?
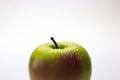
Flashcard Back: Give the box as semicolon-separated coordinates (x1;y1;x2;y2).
51;55;54;59
76;49;79;52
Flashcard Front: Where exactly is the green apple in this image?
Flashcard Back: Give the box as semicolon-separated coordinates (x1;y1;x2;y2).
29;37;92;80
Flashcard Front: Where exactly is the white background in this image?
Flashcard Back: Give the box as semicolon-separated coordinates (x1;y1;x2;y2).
0;0;120;80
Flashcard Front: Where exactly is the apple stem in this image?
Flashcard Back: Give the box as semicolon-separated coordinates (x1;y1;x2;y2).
50;37;58;49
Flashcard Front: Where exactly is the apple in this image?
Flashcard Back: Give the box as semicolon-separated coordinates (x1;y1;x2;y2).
29;37;92;80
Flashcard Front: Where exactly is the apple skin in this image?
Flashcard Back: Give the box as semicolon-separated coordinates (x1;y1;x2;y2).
29;42;92;80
